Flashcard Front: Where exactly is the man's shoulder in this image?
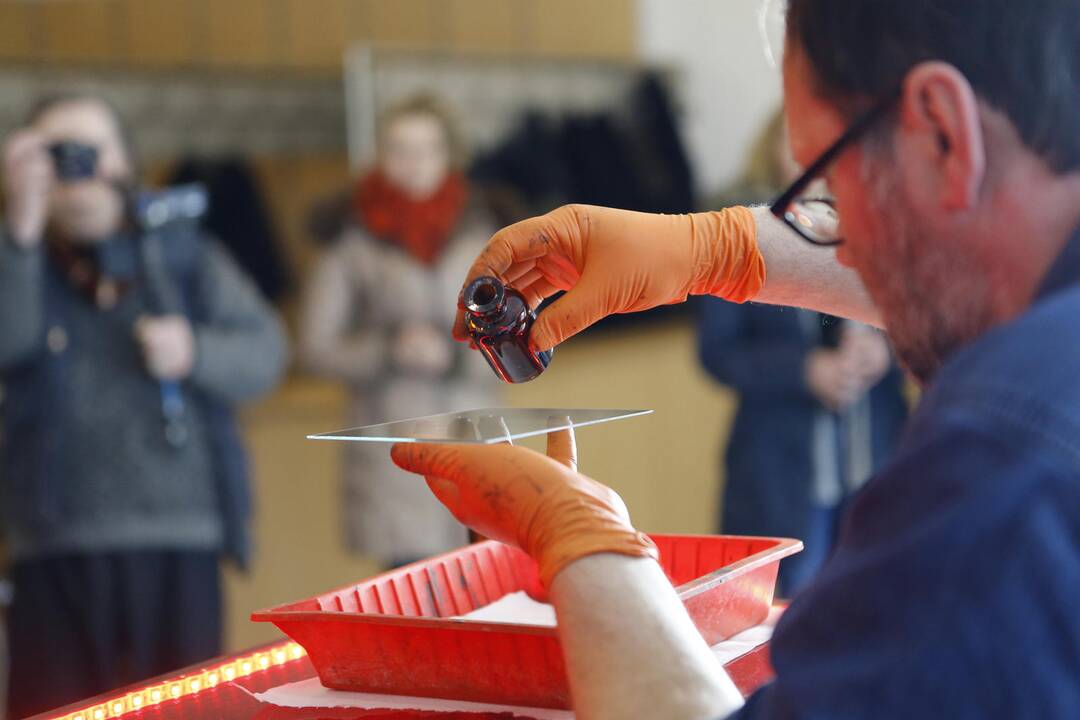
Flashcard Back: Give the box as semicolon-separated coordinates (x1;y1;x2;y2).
748;290;1080;720
941;284;1080;388
766;421;1080;719
919;285;1080;456
863;288;1080;542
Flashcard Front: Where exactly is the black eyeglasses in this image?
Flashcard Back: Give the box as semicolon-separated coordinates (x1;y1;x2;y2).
770;95;898;247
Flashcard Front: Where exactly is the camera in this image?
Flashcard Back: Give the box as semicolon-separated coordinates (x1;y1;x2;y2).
48;141;98;181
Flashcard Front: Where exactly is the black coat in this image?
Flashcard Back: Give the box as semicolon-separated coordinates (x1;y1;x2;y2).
698;299;909;543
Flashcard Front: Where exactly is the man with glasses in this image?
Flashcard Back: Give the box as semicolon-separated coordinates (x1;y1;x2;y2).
392;0;1080;717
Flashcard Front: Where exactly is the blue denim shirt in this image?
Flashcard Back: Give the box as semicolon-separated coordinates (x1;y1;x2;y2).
732;226;1080;719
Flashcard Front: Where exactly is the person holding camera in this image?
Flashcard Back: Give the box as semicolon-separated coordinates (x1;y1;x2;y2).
0;94;287;718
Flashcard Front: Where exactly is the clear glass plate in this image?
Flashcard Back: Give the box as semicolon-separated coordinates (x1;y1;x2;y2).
307;407;652;445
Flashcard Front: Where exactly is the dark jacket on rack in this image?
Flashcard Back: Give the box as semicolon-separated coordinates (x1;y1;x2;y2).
469;71;695;220
169;157;290;302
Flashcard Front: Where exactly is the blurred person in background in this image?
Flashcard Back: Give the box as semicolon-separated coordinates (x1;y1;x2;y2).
299;94;498;568
0;94;286;717
699;111;907;596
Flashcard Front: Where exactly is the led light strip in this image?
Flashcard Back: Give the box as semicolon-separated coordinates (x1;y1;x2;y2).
48;641;307;720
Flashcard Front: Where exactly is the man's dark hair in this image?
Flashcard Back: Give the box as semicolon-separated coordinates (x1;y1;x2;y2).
26;91;141;181
786;0;1080;174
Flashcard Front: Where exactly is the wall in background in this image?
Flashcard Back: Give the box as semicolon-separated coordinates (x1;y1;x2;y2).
635;0;784;199
0;0;636;70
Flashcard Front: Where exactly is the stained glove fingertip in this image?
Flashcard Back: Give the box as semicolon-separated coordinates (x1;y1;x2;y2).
390;443;420;470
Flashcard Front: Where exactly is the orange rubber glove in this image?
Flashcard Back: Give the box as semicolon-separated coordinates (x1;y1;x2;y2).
390;427;658;589
453;204;764;351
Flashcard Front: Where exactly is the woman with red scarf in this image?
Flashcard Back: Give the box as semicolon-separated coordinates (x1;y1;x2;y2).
299;94;499;567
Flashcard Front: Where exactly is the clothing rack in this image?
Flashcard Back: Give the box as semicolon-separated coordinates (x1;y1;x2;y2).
0;64;346;160
344;45;679;170
0;49;677;164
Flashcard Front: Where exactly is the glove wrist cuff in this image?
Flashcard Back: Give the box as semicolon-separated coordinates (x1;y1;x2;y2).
535;524;659;588
689;205;766;303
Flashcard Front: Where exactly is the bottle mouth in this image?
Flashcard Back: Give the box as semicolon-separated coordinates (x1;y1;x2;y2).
463;276;505;314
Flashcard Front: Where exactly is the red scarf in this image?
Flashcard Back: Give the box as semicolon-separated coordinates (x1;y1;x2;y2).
354;170;468;265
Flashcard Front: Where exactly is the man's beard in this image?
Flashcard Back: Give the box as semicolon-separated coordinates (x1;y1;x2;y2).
856;154;998;385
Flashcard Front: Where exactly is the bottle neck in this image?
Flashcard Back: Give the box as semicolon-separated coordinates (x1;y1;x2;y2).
464;276;508;321
469;302;506;322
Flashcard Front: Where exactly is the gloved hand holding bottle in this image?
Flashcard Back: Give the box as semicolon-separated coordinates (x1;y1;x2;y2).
452;204;766;352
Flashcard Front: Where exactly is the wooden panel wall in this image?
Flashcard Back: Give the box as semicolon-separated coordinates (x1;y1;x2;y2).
0;0;636;70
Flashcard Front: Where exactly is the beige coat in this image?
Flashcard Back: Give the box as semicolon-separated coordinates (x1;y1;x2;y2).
300;210;500;563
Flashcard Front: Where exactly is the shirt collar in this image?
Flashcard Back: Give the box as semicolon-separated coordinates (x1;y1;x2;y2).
1035;223;1080;302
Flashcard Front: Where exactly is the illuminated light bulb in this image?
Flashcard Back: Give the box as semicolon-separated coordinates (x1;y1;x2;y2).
111;701;125;715
206;671;220;687
169;683;183;699
149;687;163;704
257;654;270;669
188;677;202;693
222;665;236;681
272;649;287;664
240;660;253;675
73;714;86;720
290;644;305;658
128;693;144;709
92;707;105;720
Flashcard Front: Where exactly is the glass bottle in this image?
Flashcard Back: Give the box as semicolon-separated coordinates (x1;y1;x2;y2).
462;276;552;383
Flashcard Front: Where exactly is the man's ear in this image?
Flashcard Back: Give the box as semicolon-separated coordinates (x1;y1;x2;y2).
899;61;986;211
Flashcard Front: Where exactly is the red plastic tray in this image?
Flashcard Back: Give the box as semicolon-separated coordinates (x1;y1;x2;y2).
252;534;800;710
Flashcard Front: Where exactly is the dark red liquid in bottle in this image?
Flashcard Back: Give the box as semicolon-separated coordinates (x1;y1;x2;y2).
462;276;552;384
